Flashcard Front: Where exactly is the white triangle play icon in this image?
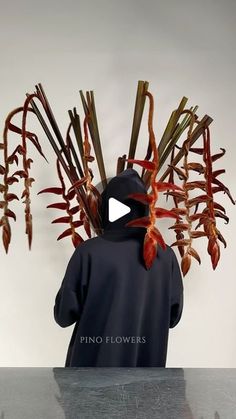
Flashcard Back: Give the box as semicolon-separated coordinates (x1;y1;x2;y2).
108;197;131;222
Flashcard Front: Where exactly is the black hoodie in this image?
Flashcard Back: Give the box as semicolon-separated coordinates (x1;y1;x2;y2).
54;168;184;367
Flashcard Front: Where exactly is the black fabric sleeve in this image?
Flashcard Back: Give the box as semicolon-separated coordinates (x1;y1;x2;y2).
54;246;83;328
169;249;184;329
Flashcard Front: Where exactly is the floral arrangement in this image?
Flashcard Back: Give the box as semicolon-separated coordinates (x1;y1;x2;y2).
0;81;234;275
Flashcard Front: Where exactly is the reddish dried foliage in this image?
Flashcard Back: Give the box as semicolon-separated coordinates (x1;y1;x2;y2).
0;85;235;278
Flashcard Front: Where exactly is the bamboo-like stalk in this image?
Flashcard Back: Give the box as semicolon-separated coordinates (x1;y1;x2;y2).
127;80;149;169
158;105;199;170
65;123;85;180
68;108;86;176
159;115;213;182
79;90;107;190
141;99;197;182
90;90;107;189
142;114;213;189
26;95;96;226
35;84;72;166
158;97;188;158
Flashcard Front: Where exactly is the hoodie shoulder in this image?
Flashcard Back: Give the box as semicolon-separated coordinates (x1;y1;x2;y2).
75;236;103;255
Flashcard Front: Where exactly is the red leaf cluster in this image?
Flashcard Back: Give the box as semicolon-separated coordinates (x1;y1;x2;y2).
37;156;86;248
124;91;182;270
166;116;235;275
0;101;47;252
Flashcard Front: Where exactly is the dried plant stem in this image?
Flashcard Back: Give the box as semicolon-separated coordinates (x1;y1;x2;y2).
127;80;149;169
65;122;85;179
159;115;213;183
27;96;92;217
145;91;159;232
79;90;107;189
68;108;85;174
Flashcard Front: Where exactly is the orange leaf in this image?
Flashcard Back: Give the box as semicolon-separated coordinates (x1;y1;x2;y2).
72;232;84;247
188;195;209;207
6;154;19;165
212;169;225;178
79;209;85;220
149;226;166;249
72;220;84;228
168;223;189;231
127;193;154;205
155;182;184;192
67;177;87;193
188;247;201;264
37;187;63;195
189;213;208;221
213;202;226;213
186;162;205;173
47;202;68;210
143;233;157;270
84;155;95;162
57;228;73;241
66;189;76;201
5;209;16;221
125;216;151;228
214;210;229;224
216;228;226;248
154;207;181;219
189;147;204;155
12;170;27;178
171;207;187;216
25;178;35;188
212;186;224;194
207;238;220;269
184;181;206;191
6;176;19;185
6;193;19;202
21;189;29;199
211;148;225;162
0;165;6;175
181;252;191;276
125;159;156;171
3;223;11;253
26;158;33;169
16;144;26;155
171;239;191;247
70;205;80;215
51;216;71;224
87;193;98;216
163;191;186;201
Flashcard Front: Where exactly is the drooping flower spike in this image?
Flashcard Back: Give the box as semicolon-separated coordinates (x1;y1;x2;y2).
124;90;184;270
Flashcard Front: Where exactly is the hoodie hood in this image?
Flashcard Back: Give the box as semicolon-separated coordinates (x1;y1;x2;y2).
99;168;149;240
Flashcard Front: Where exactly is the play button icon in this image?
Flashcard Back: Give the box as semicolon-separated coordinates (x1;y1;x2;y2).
108;198;131;222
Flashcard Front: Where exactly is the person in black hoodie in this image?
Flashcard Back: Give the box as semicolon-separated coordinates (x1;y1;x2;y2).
54;168;184;367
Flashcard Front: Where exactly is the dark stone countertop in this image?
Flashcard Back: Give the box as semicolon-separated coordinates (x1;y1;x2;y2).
0;368;235;418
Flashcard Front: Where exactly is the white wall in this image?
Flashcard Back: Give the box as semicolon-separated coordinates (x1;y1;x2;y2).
0;0;235;367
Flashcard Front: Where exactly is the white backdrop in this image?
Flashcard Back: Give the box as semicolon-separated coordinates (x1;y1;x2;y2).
0;0;235;367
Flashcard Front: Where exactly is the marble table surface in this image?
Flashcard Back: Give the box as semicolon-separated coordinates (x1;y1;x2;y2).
0;368;235;419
